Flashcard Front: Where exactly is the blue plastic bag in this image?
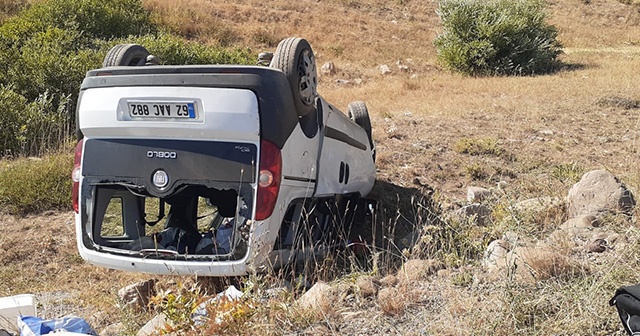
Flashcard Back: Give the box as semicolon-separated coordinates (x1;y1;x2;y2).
18;316;97;336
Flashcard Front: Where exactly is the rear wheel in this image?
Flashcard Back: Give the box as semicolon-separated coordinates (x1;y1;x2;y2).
347;101;375;161
103;44;150;67
271;37;317;117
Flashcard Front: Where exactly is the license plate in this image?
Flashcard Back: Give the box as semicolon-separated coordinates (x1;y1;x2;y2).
127;101;196;119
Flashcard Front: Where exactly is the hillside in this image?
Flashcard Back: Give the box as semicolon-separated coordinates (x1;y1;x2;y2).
1;0;640;334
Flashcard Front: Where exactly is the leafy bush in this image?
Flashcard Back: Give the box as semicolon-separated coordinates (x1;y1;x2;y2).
0;153;73;215
108;32;253;65
0;0;253;158
434;0;563;76
0;0;152;45
0;86;71;156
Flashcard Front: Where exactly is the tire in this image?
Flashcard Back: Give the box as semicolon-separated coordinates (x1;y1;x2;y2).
102;44;150;67
271;37;317;117
348;101;375;162
348;101;374;152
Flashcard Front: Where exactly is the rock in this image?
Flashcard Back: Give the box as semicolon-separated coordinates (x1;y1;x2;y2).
453;203;491;226
377;287;404;315
297;281;334;313
100;322;125;336
560;215;599;230
356;276;380;297
483;239;508;269
495;181;508;194
467;186;491;203
335;79;352;85
485;243;584;284
137;313;168;336
354;78;363;85
118;279;156;310
514;197;562;214
501;231;520;247
585;238;607;253
567;170;635;218
321;62;335;75
399;259;444;282
395;60;409;72
379;274;398;287
379;64;392;75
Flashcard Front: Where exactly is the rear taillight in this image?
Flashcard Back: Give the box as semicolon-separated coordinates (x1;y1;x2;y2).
255;140;282;221
72;139;83;213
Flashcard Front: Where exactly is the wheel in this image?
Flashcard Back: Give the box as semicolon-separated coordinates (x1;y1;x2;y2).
102;44;150;67
271;37;318;117
347;101;375;160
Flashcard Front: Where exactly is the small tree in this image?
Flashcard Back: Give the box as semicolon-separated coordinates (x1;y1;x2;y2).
434;0;563;76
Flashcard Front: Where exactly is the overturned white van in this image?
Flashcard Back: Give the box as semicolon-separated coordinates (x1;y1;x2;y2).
72;38;376;276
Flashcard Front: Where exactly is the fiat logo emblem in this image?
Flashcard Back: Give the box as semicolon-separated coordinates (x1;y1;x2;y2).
152;170;169;189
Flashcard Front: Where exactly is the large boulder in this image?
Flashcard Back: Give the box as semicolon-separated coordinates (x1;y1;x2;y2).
452;203;492;226
566;170;635;218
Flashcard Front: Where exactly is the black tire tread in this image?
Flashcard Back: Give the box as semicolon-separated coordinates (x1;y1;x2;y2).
348;101;375;161
271;37;316;117
103;44;149;67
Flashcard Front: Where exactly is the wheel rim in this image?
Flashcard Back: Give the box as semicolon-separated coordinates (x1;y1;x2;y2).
297;49;317;106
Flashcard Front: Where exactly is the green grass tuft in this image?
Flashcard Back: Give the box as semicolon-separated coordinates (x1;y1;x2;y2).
0;153;72;215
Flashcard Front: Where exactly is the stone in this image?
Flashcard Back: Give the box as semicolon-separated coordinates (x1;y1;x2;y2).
335;79;352;85
501;231;520;246
379;64;392;75
395;60;409;72
567;170;635;218
497;181;508;189
453;203;491;226
585;238;607;253
560;215;599;230
297;281;334;313
398;259;443;282
321;61;335;75
118;279;157;310
100;322;125;336
514;197;562;214
136;313;168;336
467;186;491;203
377;287;404;315
483;239;508;269
356;276;380;297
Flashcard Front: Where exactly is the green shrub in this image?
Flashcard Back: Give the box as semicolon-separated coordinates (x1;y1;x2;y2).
0;153;73;215
0;0;152;45
0;86;71;156
434;0;563;76
453;137;503;156
107;32;253;65
0;0;252;158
